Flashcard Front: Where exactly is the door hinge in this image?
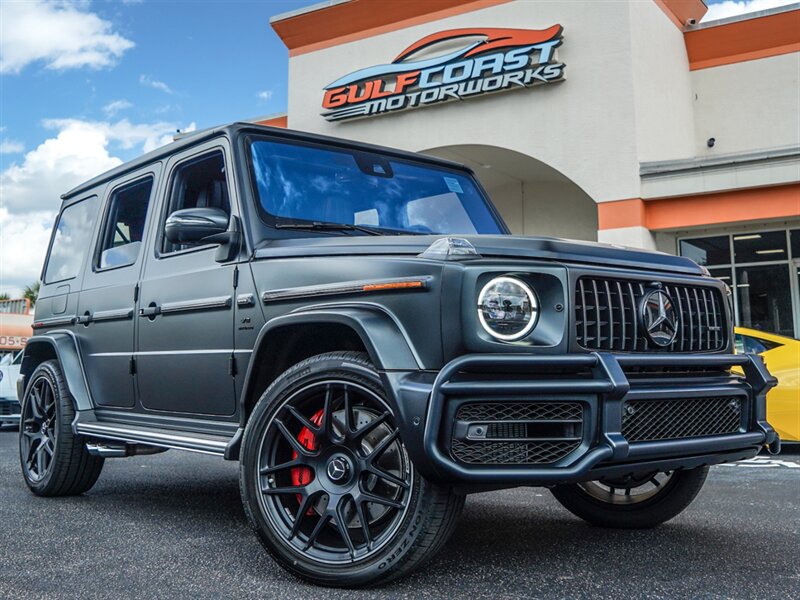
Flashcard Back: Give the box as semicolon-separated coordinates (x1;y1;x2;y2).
233;266;239;289
129;356;136;375
228;354;237;377
133;283;140;302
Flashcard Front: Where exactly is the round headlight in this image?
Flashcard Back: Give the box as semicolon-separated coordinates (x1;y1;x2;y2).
477;276;539;341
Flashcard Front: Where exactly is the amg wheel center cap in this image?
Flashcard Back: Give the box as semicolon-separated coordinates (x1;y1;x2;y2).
326;456;351;483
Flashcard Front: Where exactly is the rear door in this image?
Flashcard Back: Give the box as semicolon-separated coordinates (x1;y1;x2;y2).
135;141;238;416
77;167;160;408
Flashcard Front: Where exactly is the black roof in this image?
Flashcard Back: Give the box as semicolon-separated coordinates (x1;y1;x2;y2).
62;122;472;200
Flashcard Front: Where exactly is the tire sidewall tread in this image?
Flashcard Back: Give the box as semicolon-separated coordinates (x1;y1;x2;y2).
239;351;463;588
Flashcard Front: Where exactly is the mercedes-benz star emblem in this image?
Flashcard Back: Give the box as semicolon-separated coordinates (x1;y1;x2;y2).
641;289;679;347
327;457;348;482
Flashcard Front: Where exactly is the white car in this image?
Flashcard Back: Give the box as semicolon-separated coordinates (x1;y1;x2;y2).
0;350;22;427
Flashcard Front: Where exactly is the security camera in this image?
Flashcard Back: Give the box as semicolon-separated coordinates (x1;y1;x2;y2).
686;18;697;26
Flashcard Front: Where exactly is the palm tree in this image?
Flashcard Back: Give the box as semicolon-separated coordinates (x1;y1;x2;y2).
23;282;40;308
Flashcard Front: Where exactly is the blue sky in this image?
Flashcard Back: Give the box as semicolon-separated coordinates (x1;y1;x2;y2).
0;0;793;296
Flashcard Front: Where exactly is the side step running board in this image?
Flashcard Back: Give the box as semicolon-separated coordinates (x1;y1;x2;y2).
76;422;231;456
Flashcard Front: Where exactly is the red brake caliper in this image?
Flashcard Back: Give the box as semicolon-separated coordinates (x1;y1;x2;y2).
290;409;324;510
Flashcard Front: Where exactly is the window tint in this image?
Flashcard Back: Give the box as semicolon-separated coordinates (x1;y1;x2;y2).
98;177;154;269
162;151;230;254
733;230;787;263
735;264;794;337
679;236;730;266
249;139;502;235
734;334;782;355
44;196;99;283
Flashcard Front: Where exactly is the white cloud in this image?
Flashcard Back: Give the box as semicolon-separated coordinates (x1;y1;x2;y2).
701;0;796;22
0;0;134;74
103;99;133;117
257;90;274;101
0;208;55;297
139;74;174;94
0;117;193;294
0;139;24;154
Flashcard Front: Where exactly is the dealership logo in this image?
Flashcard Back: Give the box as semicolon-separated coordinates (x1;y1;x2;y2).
321;26;565;122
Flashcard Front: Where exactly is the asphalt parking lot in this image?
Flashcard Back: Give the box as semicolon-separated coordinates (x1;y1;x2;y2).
0;429;797;600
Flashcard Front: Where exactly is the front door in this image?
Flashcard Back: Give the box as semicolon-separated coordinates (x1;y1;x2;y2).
135;145;238;416
78;170;159;408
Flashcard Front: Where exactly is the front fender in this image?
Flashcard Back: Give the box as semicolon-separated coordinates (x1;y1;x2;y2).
19;331;94;411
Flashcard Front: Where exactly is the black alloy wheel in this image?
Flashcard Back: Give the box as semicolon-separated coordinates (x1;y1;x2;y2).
550;466;709;529
240;352;464;587
256;379;413;563
20;374;57;482
19;360;104;496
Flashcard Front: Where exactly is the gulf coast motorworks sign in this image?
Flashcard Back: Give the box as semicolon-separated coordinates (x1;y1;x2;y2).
321;26;565;122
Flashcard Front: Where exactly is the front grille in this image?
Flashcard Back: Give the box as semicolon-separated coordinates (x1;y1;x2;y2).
0;401;20;416
456;401;583;422
451;439;581;465
450;401;583;465
575;277;726;352
622;397;742;442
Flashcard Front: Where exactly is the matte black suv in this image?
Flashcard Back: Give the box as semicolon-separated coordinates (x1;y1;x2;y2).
18;123;779;587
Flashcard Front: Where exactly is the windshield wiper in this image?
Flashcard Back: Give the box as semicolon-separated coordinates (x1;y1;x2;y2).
274;221;387;236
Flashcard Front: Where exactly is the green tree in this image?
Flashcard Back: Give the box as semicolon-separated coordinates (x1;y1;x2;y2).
23;281;40;308
0;293;10;301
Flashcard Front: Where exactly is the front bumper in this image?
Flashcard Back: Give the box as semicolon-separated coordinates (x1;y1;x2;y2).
390;352;778;485
0;397;21;425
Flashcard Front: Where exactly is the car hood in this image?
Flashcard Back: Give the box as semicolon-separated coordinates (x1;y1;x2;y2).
253;234;706;276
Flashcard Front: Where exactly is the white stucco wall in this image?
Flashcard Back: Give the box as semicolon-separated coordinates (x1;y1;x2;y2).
691;52;800;155
286;0;655;203
485;179;597;239
628;0;696;162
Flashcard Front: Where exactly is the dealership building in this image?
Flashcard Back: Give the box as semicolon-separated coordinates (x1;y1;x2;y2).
259;0;800;337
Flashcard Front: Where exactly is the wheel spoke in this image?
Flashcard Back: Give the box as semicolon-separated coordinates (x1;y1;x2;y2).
275;419;315;457
366;465;410;490
289;493;316;540
260;484;306;495
303;513;331;551
36;444;46;475
259;457;303;475
354;499;373;550
360;490;403;509
286;405;321;436
342;386;354;434
335;498;356;559
29;387;43;420
365;428;399;462
352;411;389;441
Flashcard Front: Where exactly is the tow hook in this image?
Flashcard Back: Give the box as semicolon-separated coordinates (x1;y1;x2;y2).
766;435;782;455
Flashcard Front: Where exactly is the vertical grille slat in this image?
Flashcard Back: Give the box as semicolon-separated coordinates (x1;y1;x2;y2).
574;276;727;353
628;282;638;352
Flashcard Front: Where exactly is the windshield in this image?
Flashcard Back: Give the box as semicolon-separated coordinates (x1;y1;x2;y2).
249;138;504;236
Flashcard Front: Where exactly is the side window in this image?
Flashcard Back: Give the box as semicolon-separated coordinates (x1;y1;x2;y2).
44;196;99;284
98;177;154;270
161;151;230;254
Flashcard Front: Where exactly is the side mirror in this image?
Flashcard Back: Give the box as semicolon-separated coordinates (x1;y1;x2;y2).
164;207;229;244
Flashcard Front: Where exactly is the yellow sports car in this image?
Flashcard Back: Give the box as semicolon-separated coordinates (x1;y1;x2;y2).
735;328;800;443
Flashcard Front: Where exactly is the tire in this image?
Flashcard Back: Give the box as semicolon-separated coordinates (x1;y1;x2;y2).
239;351;464;587
550;466;709;529
19;360;104;496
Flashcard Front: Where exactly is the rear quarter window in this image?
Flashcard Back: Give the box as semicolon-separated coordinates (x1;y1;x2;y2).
44;196;99;284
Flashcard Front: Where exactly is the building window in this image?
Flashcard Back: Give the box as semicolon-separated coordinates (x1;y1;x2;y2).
679;228;798;338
